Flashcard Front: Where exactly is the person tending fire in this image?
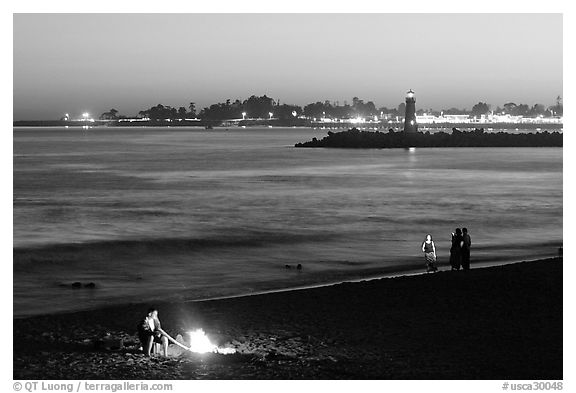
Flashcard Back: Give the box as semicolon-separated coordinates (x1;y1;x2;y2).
137;306;199;357
137;307;169;357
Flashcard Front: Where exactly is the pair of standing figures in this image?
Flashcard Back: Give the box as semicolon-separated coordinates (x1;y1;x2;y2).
421;228;472;272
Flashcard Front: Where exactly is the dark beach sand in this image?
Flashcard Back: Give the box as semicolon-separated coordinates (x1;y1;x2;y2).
14;258;562;380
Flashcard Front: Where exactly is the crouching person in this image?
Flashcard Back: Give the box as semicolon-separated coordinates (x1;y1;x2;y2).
137;307;168;357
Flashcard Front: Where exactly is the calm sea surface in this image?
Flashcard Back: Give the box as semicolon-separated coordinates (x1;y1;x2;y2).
13;127;563;317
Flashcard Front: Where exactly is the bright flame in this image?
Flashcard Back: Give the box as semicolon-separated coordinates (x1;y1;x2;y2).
186;328;237;354
188;329;217;354
216;347;236;354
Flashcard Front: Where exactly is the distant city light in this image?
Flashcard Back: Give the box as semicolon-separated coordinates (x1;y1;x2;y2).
80;112;95;122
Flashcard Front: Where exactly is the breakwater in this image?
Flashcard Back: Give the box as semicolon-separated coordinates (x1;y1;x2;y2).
295;127;563;148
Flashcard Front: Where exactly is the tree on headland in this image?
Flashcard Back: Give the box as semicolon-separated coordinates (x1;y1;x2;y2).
416;108;440;116
188;102;196;117
303;102;327;118
471;102;490;116
515;104;529;116
503;102;517;114
352;98;377;117
274;103;303;119
397;102;406;115
500;103;531;117
442;107;468;115
242;95;275;119
549;95;563;116
139;104;179;120
198;98;244;120
378;106;400;116
301;97;378;119
521;104;547;117
99;108;119;120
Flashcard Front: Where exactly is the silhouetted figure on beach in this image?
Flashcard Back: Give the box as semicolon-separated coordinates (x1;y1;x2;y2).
137;307;168;357
450;228;464;271
421;234;438;273
462;228;472;270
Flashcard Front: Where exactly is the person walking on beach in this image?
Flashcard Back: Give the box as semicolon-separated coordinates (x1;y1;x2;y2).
450;228;464;271
421;234;438;273
137;307;169;357
461;228;472;270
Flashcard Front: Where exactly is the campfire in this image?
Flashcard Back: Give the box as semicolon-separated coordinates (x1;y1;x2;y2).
187;329;217;353
158;327;236;355
187;329;236;355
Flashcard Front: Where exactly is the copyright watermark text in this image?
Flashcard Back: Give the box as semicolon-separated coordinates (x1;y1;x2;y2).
13;382;173;393
502;382;563;391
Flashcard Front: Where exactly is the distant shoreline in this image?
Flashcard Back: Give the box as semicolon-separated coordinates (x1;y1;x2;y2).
13;120;563;131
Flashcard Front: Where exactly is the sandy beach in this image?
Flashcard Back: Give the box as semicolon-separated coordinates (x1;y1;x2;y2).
13;257;562;380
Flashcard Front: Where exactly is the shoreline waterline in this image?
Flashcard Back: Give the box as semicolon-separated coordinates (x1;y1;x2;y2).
13;255;560;320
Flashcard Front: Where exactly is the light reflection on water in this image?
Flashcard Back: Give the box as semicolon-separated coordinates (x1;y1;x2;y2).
13;127;562;316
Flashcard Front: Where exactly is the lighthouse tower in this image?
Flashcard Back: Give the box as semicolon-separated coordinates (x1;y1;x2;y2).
403;89;418;133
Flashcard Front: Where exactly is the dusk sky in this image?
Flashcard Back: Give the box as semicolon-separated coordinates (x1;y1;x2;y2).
13;13;563;120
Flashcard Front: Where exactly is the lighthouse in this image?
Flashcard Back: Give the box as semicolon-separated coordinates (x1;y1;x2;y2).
403;89;418;133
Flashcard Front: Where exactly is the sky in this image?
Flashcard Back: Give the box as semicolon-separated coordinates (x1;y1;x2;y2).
13;13;563;120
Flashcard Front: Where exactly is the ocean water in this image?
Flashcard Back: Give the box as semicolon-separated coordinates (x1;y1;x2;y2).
13;127;563;317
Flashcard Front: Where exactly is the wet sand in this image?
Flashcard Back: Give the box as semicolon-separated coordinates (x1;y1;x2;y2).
13;258;562;379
